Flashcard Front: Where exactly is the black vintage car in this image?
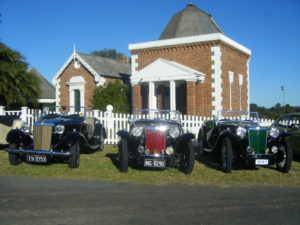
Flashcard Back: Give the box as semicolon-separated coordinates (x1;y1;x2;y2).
198;110;292;173
117;109;195;174
5;106;106;168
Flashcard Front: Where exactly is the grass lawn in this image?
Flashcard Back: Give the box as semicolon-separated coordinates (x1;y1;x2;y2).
1;145;300;186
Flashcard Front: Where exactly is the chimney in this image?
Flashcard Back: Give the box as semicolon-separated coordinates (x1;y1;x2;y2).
120;53;127;62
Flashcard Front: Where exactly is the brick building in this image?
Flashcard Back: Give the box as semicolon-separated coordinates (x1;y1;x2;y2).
129;4;251;117
52;48;130;112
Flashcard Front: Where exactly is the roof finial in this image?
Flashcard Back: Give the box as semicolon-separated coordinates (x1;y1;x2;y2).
73;43;76;63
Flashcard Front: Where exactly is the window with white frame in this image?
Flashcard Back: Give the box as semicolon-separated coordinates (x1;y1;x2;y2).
67;76;85;113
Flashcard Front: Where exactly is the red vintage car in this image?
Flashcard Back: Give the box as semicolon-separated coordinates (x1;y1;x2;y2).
117;109;195;174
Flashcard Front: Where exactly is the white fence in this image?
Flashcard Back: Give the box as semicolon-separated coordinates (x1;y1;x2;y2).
0;106;274;144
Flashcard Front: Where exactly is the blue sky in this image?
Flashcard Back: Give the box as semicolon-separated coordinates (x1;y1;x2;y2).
1;0;299;107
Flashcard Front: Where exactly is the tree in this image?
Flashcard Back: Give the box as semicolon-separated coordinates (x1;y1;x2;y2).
0;43;40;109
91;48;131;63
91;49;123;60
91;80;129;113
250;103;300;119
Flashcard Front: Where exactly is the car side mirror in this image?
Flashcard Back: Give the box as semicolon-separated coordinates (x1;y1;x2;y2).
291;124;300;130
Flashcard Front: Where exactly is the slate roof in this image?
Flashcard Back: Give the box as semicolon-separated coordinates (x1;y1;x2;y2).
77;53;131;79
159;3;223;40
28;67;55;99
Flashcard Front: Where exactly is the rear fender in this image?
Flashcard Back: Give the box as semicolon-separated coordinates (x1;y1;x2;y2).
95;123;107;139
6;129;32;146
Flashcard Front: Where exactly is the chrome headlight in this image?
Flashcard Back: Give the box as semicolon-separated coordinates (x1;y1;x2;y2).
132;126;143;137
169;126;180;139
236;126;247;138
270;127;280;138
21;123;30;133
55;124;65;134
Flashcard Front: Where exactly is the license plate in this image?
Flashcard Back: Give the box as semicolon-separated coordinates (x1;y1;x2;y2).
255;159;268;165
144;159;165;168
27;155;47;163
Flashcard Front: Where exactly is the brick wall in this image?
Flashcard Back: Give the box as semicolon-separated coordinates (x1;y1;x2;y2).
131;41;250;116
131;42;217;116
220;43;250;111
132;84;142;111
58;61;96;108
57;61;120;108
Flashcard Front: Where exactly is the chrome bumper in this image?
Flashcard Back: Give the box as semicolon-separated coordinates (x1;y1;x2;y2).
4;148;72;157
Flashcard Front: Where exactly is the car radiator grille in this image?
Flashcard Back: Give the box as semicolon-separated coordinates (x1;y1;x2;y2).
248;128;267;154
145;129;166;155
33;125;52;150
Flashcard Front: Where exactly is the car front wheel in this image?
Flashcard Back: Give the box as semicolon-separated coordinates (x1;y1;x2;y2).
180;142;194;175
220;137;233;173
276;139;292;173
69;142;80;168
118;139;128;172
8;143;22;165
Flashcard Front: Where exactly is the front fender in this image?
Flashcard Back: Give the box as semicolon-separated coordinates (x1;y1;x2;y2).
278;132;292;139
117;130;131;141
211;130;236;151
6;129;32;146
268;131;292;146
175;133;195;151
55;132;82;149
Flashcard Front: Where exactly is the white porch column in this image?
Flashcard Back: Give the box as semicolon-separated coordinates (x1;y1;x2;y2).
149;82;157;109
170;80;176;110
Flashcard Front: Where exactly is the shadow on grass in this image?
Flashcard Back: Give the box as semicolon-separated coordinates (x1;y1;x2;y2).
105;153;171;172
196;152;260;172
293;155;300;162
106;153;119;170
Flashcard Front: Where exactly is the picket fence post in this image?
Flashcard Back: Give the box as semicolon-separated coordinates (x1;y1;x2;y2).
0;106;5;115
20;107;28;122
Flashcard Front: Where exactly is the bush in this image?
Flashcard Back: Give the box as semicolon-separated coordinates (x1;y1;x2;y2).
92;80;129;113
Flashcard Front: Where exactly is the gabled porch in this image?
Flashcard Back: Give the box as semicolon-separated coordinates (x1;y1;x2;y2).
131;58;205;114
